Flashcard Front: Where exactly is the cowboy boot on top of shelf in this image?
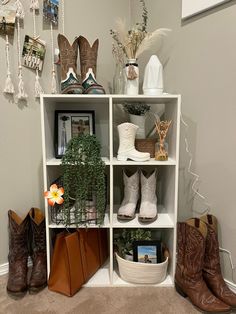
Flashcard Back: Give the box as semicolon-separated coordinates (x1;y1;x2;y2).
7;210;29;298
201;214;236;309
138;169;158;223
57;34;83;94
28;208;47;294
175;218;231;313
117;169;139;221
78;36;105;94
117;122;150;162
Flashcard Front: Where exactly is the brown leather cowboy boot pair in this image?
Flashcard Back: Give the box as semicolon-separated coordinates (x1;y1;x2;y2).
175;215;236;313
58;34;105;94
7;208;47;298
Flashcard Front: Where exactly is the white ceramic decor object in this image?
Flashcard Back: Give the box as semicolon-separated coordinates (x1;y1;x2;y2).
143;55;163;96
117;122;150;162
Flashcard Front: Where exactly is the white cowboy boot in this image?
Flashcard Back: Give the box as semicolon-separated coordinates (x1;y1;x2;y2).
139;169;158;222
117;170;139;220
117;123;150;162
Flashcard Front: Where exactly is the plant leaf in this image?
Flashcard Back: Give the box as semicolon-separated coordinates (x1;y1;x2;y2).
136;28;171;58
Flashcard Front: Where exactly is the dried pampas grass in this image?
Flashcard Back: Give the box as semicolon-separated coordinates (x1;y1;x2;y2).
136;28;171;58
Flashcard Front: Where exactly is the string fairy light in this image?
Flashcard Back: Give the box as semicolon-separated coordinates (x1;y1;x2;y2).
180;112;211;215
181;111;235;283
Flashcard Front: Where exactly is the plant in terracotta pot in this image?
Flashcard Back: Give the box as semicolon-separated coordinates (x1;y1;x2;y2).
61;134;106;226
114;228;151;260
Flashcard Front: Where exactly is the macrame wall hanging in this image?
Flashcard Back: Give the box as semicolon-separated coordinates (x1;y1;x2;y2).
30;0;44;98
0;1;16;94
15;0;27;100
44;0;60;94
49;0;61;94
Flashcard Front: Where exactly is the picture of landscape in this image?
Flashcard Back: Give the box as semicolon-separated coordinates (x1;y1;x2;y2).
0;7;16;36
43;0;59;25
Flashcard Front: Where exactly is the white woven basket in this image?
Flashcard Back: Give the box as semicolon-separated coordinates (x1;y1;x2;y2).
115;252;168;284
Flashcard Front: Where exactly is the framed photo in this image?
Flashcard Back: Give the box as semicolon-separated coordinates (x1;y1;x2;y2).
182;0;231;19
133;241;162;264
22;35;46;71
0;5;16;36
54;110;95;158
43;0;59;26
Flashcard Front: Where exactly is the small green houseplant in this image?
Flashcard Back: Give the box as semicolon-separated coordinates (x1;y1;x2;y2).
114;228;151;258
123;102;150;116
61;134;106;226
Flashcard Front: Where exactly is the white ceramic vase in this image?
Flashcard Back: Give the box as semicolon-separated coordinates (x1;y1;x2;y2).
129;114;146;139
143;55;163;95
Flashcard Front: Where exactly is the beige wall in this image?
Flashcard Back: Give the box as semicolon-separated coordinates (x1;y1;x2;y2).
130;0;236;282
0;0;130;265
1;0;235;285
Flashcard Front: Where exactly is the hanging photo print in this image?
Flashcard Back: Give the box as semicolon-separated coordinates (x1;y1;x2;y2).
0;5;16;36
22;35;46;71
43;0;59;25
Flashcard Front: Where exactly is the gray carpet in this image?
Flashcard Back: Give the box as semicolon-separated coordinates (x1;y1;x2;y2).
0;274;201;314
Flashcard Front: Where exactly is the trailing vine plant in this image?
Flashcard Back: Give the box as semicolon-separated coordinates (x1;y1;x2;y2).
61;134;106;226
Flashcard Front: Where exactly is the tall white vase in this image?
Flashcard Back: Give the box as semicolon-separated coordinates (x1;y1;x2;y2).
143;55;163;95
129;114;146;139
125;59;139;95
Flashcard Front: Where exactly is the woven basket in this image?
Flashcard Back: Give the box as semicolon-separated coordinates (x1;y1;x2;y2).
115;252;168;284
135;138;157;158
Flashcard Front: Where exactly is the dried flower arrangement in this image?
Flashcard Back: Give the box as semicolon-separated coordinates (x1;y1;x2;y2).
110;0;170;60
123;102;150;116
155;120;171;161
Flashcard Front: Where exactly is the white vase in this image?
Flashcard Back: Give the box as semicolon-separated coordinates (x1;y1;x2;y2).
124;59;139;95
129;114;146;139
143;55;163;96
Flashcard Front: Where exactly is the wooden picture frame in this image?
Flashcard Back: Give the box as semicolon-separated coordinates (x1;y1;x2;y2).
54;110;95;159
133;240;162;264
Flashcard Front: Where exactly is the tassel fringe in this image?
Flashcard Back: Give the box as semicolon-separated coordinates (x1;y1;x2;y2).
35;70;44;98
15;0;25;19
17;71;28;100
51;70;57;94
30;0;39;10
4;73;15;94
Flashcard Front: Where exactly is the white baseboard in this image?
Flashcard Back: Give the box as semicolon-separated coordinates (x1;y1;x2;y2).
225;278;236;293
0;259;32;276
1;261;236;293
0;263;8;276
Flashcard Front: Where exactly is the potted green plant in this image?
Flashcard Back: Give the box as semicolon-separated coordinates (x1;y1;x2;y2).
114;228;151;260
61;134;106;226
123;102;151;139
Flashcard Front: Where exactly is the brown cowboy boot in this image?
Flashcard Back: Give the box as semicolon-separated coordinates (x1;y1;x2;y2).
201;214;236;309
7;210;29;298
57;34;83;94
175;218;231;313
28;208;47;294
78;36;105;94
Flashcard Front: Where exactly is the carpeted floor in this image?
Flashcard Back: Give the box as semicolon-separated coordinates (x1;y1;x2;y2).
0;275;200;314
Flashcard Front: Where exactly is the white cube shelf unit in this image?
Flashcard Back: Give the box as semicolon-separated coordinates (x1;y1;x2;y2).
40;94;181;287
